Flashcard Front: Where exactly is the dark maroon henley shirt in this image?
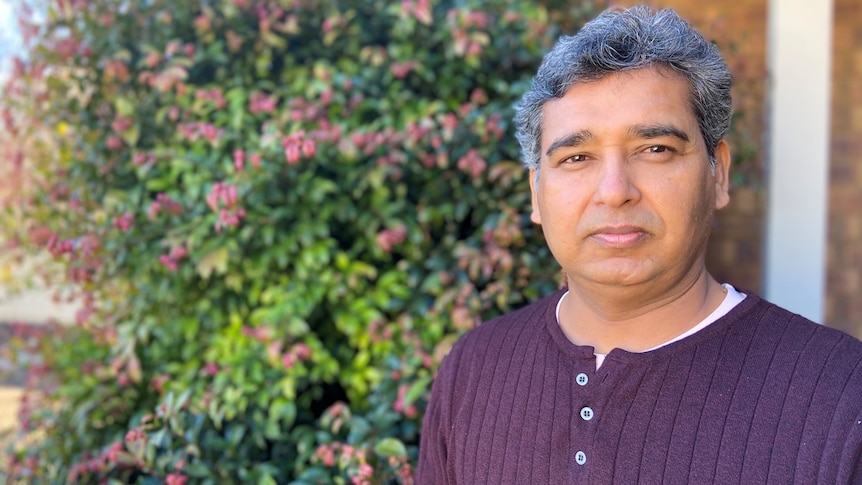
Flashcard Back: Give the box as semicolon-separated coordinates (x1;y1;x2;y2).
417;291;862;484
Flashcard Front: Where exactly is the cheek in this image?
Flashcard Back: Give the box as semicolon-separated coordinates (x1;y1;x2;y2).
668;177;715;232
541;184;588;224
653;164;712;208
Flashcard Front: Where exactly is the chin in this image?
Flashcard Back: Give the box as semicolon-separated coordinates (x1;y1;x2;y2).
572;266;657;288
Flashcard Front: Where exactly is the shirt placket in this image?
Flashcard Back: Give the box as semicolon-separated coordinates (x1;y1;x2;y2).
571;365;597;482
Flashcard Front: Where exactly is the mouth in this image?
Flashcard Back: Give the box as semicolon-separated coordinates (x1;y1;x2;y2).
588;225;648;248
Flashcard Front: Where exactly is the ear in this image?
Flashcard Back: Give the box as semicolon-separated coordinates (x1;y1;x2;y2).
529;168;542;224
713;140;731;210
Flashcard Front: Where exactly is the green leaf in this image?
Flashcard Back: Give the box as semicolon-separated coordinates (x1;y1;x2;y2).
404;376;431;408
374;437;407;458
114;96;135;117
184;462;211;478
262;31;287;49
197;247;230;279
258;474;278;485
121;123;140;146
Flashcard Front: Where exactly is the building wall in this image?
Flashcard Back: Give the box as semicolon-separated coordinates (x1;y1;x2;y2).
827;0;862;338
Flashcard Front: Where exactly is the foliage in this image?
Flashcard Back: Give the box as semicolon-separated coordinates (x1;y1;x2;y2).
0;0;604;482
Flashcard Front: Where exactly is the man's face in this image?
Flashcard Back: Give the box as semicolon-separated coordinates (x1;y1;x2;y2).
530;66;730;293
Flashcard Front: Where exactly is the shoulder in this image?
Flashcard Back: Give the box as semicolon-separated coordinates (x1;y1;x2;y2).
422;290;564;441
745;298;862;482
446;289;563;362
433;289;563;387
734;294;862;405
744;294;862;358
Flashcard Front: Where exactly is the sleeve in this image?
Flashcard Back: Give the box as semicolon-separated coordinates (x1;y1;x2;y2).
838;408;862;484
835;343;862;484
415;342;464;485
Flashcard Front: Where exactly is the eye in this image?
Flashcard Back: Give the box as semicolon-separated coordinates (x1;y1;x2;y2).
561;154;588;164
639;144;677;162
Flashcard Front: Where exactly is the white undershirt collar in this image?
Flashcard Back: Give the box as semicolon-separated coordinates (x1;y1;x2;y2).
555;284;747;369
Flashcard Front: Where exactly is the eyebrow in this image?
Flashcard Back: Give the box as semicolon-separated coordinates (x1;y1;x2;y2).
629;124;690;142
545;130;595;157
544;124;692;158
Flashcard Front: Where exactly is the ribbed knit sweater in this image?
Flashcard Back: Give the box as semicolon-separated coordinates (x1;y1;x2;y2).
417;291;862;484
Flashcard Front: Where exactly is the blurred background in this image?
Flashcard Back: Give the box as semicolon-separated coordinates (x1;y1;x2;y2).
4;0;860;333
0;0;859;483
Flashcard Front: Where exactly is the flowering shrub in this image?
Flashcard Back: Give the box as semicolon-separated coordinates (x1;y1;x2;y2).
0;0;599;482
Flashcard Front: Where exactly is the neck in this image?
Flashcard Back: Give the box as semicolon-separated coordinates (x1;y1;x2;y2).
559;267;726;354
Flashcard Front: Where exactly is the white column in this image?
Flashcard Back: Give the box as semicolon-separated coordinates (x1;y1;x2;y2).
763;0;833;322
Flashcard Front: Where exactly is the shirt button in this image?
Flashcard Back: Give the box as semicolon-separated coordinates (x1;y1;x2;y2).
580;406;594;421
575;450;587;465
576;373;589;386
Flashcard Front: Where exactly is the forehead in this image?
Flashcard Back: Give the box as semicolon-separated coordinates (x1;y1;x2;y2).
540;67;699;148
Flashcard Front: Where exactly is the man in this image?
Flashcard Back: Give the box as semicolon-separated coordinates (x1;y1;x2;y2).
417;6;862;484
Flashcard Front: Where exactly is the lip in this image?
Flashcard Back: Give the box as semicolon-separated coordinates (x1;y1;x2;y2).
588;225;648;248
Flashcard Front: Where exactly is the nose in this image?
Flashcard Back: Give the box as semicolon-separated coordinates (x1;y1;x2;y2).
592;155;640;207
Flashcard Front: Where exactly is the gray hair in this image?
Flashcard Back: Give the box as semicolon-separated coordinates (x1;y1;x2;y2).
514;6;732;171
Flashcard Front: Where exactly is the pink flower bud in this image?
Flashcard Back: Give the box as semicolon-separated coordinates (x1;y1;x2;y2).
194;14;211;32
203;362;219;376
391;61;416;79
111;116;133;133
457;149;487;178
165;40;181;57
148;201;162;220
107;441;122;462
100;13;114;27
301;139;317;158
224;184;238;207
405;404;418;418
124;428;145;443
169;246;187;259
285;144;301;165
117;372;130;387
293;342;312;361
145;52;160;68
470;88;488;105
113;212;135;232
322;18;334;34
233;149;245;172
206;186;220;212
159;254;178;272
442;113;458;130
150;374;168;393
166;473;189;485
106;135;123;150
200;123;220;142
376;224;408;253
321;88;333;105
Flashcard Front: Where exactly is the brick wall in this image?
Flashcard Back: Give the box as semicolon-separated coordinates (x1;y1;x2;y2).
827;0;862;337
